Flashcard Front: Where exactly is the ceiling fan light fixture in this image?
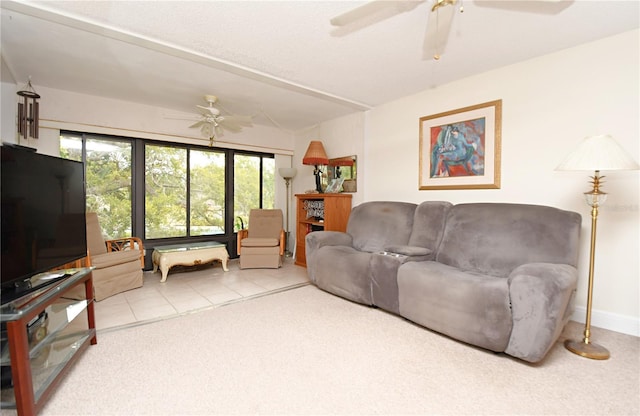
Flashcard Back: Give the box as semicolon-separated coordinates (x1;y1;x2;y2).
187;93;253;142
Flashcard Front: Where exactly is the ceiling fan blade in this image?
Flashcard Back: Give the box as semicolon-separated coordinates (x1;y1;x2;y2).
330;0;424;27
474;0;570;15
224;115;253;127
189;120;206;129
199;123;207;134
219;119;249;133
330;1;391;26
221;124;243;134
196;104;220;116
422;2;456;59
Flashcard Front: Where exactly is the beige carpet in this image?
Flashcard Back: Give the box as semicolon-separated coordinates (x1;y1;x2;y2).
33;285;640;415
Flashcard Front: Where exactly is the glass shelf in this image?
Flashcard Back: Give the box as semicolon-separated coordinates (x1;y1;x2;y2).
1;331;94;409
0;267;96;414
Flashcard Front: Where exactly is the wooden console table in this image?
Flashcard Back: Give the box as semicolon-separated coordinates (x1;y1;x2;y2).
0;268;96;416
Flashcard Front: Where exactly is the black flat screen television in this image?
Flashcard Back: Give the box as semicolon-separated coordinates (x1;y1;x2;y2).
1;144;87;305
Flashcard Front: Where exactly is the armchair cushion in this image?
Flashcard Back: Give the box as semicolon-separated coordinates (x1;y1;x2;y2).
238;209;285;269
240;237;280;247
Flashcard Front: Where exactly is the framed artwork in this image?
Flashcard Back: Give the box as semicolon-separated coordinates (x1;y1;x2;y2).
419;99;502;190
325;177;345;193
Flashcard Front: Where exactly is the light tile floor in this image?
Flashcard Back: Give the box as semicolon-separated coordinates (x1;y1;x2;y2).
94;257;309;332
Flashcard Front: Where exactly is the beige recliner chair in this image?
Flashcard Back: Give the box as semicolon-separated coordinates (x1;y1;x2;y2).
85;212;145;301
237;209;285;269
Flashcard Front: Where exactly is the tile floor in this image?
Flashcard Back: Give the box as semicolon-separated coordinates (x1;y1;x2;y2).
93;257;309;332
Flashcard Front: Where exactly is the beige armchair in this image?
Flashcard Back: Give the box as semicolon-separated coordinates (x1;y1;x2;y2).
85;212;144;301
237;209;285;269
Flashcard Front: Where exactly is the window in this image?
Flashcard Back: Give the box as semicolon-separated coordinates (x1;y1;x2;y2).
190;149;226;236
233;154;275;231
144;144;187;239
60;133;133;239
60;132;274;251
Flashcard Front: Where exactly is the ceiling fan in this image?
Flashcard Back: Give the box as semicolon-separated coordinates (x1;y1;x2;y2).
188;95;253;145
330;0;567;60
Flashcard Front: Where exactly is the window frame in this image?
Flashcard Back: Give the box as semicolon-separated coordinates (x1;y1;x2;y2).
60;131;275;261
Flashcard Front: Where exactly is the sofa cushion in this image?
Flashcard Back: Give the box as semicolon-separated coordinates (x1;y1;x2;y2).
407;201;452;250
436;203;582;278
398;261;513;352
347;201;417;253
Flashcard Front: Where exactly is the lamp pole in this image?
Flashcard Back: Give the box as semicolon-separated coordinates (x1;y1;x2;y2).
564;171;609;359
556;135;639;361
284;176;292;257
279;167;297;257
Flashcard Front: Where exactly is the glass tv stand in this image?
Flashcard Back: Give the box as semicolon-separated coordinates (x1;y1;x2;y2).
0;267;96;415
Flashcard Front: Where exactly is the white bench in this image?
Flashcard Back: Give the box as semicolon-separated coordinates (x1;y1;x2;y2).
152;242;229;282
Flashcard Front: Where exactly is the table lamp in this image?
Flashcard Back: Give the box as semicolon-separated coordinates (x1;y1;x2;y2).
302;141;329;193
556;134;639;360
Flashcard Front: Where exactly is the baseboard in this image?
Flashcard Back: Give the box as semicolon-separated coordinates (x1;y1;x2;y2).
571;307;640;337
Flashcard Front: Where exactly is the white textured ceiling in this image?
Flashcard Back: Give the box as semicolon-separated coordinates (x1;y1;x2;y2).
1;0;638;133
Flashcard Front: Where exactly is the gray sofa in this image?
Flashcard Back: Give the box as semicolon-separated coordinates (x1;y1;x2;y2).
305;201;582;363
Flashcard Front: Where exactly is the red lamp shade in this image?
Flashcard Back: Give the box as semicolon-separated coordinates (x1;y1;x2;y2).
302;141;329;165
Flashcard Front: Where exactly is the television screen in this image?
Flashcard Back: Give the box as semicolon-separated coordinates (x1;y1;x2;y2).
1;144;87;304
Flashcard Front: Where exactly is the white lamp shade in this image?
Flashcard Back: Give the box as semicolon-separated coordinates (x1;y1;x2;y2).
279;167;297;179
556;135;639;171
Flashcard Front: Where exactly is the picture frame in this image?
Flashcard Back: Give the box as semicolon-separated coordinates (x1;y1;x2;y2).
324;177;345;193
419;99;502;190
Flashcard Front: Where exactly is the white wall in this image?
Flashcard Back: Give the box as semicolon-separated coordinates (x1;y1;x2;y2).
359;29;639;335
292;113;366;206
0;84;297;248
36;86;293;153
1;80;17;142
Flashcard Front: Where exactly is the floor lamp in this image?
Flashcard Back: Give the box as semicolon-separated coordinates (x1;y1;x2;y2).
556;134;639;360
279;167;297;257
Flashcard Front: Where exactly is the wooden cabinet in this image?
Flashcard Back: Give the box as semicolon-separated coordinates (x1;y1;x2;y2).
295;193;352;267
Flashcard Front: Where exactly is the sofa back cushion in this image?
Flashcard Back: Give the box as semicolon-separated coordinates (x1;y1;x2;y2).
347;201;417;253
436;203;582;277
408;201;453;251
86;212;107;256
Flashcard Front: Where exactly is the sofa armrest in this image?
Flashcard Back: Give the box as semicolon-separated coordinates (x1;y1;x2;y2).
106;236;145;268
505;263;578;363
280;229;286;256
305;231;353;283
237;229;248;255
305;231;353;252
